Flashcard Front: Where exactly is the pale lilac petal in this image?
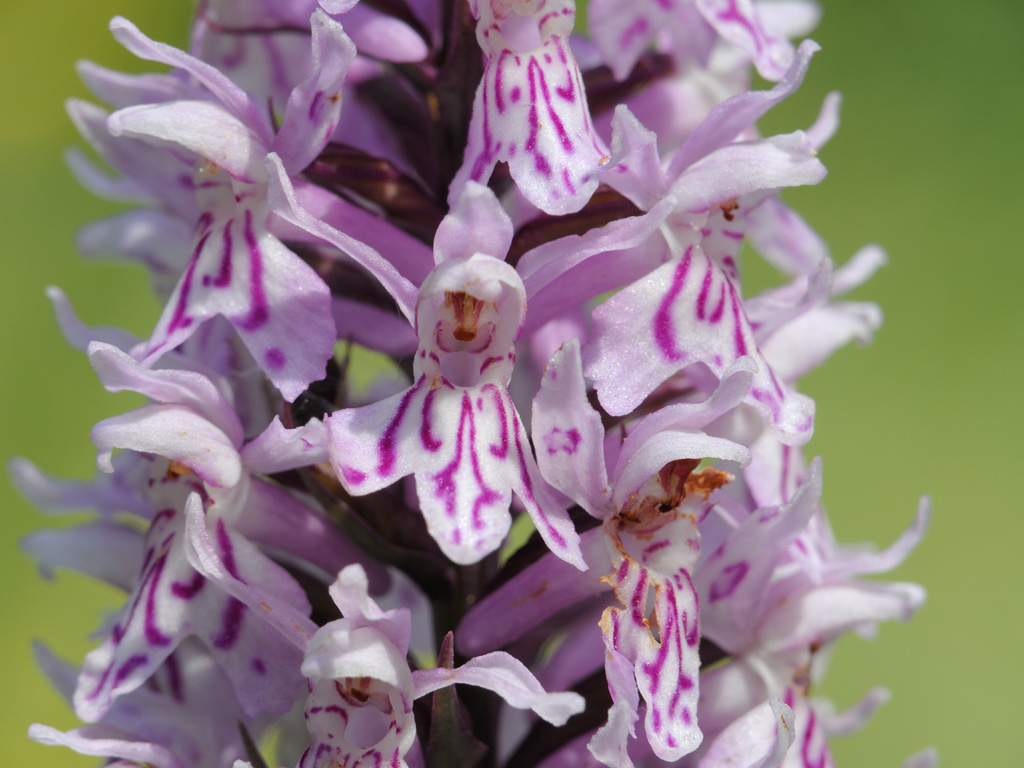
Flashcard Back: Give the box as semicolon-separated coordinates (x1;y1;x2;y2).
240;416;328;474
744;259;833;346
8;455;151;517
88;342;244;448
901;748;939;768
831;497;930;578
66;99;195;217
47;285;139;351
332;297;419;355
456;528;611;656
91;405;242;489
272;10;356;173
517;195;675;313
266;153;418;321
289;178;433;285
612;431;748;511
759;580;926;651
65;145;151;203
109;16;273;144
761;300;883;382
235;480;390;595
183;493;317;651
22;522;143;590
29;724;188;768
756;0;822;39
832;244;887;295
588;699;639;768
746;196;830;276
76;59;201;109
612;359;755;482
412;653;585;725
596;104;670;210
108;101;267;183
667;40;818;179
334;2;429;62
77;209;192;278
696;698;796;768
327;564;411;655
818;687;890;737
434;181;514;265
584;246;815;443
532;338;611;518
805;90;841;150
671;131;827;214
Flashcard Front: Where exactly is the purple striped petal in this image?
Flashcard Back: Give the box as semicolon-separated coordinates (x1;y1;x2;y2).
583;243;815;444
452;3;608;214
137;176;335;403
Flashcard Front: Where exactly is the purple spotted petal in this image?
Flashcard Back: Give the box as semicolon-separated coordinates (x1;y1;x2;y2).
329;379;583;568
272;10;356;174
583;244;815;444
136;175;335;403
599;511;704;761
74;499;308;721
695;458;822;650
451;14;608;215
531;338;611;518
88;342;243;448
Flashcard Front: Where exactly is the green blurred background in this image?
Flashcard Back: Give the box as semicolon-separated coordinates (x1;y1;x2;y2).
2;0;1021;764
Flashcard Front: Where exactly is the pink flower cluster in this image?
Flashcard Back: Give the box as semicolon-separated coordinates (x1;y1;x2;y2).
16;1;935;766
